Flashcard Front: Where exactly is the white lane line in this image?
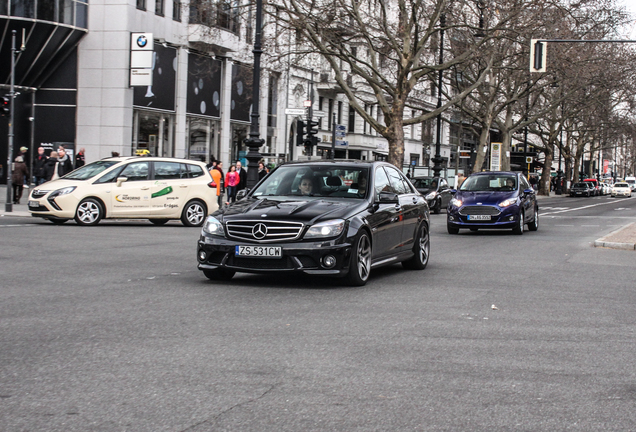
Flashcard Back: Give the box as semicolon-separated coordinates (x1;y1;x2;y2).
555;224;574;227
542;197;633;216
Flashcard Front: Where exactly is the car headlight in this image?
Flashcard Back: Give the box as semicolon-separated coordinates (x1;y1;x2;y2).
425;191;437;200
499;198;517;208
450;198;462;207
202;216;224;237
304;219;345;239
48;186;76;198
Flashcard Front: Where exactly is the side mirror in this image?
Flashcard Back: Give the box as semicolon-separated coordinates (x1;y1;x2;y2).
236;189;249;200
450;189;457;194
116;176;128;187
378;191;399;203
523;188;534;195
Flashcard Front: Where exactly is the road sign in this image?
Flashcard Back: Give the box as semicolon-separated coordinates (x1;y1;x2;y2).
313;110;326;117
459;150;471;159
285;108;306;116
526;156;533;164
335;140;348;148
303;100;312;107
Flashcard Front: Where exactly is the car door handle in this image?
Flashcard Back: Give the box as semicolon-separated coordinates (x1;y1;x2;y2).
412;197;419;204
394;204;402;211
140;187;149;190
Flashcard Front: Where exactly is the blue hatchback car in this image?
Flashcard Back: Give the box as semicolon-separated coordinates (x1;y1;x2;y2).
447;171;538;235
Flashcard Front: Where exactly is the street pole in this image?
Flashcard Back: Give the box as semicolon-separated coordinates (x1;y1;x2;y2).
431;14;445;179
5;30;18;212
243;0;264;189
331;112;336;159
556;127;563;195
305;70;315;158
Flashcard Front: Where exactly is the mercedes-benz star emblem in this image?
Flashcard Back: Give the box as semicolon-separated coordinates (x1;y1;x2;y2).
252;223;268;240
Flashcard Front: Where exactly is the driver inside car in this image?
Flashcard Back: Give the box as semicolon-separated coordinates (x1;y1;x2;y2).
298;175;314;196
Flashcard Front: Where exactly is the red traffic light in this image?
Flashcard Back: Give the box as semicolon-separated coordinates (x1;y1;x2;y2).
1;96;9;116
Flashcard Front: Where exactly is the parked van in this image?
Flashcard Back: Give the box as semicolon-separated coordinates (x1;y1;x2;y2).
625;176;636;191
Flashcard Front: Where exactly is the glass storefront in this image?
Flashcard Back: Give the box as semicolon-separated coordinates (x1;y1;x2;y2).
231;123;249;164
187;117;219;163
132;109;174;157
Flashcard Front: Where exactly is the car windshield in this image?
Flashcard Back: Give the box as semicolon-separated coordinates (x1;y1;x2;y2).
251;165;370;199
412;178;436;189
62;160;119;180
460;175;517;192
614;183;628;187
573;183;587;187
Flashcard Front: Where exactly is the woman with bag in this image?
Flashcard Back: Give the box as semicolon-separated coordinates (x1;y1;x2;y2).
225;164;240;204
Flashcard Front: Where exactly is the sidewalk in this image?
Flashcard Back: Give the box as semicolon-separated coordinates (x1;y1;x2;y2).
0;185;31;217
594;223;636;251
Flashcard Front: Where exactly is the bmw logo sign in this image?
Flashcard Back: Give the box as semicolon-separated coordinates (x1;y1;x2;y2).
137;35;148;48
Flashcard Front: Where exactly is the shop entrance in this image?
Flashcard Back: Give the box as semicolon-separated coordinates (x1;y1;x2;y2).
133;110;174;157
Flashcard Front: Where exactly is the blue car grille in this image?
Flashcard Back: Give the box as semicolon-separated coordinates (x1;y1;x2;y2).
459;206;500;216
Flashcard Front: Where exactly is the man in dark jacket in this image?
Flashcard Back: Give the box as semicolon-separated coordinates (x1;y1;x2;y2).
75;148;86;168
11;156;29;204
236;160;247;191
33;147;48;185
57;148;74;177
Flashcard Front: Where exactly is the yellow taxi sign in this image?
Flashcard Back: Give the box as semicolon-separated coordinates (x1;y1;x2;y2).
135;149;151;156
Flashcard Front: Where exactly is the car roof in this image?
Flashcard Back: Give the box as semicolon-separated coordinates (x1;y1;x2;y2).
469;171;518;176
278;159;386;168
100;156;207;165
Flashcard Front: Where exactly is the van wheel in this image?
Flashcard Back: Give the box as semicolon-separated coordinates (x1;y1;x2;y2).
181;200;207;227
75;198;103;226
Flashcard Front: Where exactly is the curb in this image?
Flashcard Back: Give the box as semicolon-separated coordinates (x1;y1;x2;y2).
594;222;636;251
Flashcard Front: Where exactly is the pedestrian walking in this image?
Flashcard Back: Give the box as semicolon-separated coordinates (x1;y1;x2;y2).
225;164;240;204
210;165;223;209
11;156;29;204
258;161;267;180
236;160;247;192
457;172;466;188
33;147;48;185
44;151;59;181
214;162;225;195
75;148;86;168
56;148;74;176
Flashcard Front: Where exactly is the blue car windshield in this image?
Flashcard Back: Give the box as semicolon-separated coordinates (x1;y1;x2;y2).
460;175;517;192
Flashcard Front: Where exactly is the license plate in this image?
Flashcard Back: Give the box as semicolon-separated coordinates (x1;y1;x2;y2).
235;245;282;258
467;215;491;221
28;200;39;207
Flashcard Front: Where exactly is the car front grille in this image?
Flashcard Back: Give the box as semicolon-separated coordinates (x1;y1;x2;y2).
226;220;304;243
31;189;49;199
459;206;500;216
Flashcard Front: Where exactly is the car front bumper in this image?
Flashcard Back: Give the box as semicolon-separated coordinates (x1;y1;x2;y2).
27;194;80;219
197;235;354;276
447;205;520;230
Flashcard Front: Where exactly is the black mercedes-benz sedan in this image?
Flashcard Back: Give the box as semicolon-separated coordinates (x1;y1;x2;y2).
197;160;431;286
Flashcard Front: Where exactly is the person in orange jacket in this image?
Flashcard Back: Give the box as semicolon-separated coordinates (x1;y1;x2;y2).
210;166;223;208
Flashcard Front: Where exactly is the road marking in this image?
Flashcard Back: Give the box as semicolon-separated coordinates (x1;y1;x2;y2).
542;197;633;216
555;224;574;227
581;225;600;227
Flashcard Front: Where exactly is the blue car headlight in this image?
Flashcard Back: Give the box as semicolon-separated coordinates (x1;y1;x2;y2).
202;216;224;237
499;198;517;208
304;219;345;239
450;198;462;207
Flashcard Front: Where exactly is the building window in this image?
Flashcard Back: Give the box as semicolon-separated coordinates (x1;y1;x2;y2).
156;0;164;16
267;75;278;128
348;105;355;133
338;101;343;125
189;0;239;34
172;0;181;21
137;0;146;11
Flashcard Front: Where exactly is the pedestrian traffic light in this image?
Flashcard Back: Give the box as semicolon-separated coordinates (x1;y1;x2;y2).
296;120;305;146
1;96;9;116
530;39;547;73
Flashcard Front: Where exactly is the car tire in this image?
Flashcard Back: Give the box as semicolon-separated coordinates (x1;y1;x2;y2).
402;223;430;270
447;224;459;234
528;207;539;231
75;198;103;226
150;219;170;225
203;269;235;281
512;211;524;235
346;231;372;286
47;217;69;225
433;199;441;214
181;200;207;227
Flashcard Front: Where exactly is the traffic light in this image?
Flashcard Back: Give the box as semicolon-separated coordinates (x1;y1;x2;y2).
530;39;547;73
296;120;305;146
1;96;9;116
307;120;319;138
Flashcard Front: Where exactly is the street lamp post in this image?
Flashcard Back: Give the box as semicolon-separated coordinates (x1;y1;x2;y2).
243;0;265;189
431;14;446;179
556;127;563;195
5;30;19;213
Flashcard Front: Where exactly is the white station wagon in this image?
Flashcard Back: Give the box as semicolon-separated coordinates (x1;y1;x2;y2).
28;157;218;226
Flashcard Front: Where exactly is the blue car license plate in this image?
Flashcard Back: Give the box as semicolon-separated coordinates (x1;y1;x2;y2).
467;215;491;221
235;245;282;258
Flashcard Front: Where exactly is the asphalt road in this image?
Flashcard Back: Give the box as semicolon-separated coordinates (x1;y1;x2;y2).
1;196;635;431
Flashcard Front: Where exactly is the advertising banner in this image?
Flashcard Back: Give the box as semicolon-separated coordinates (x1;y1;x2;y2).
490;142;502;171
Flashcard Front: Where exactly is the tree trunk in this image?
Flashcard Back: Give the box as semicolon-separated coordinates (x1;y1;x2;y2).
472;114;493;174
387;119;405;169
538;143;553;196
